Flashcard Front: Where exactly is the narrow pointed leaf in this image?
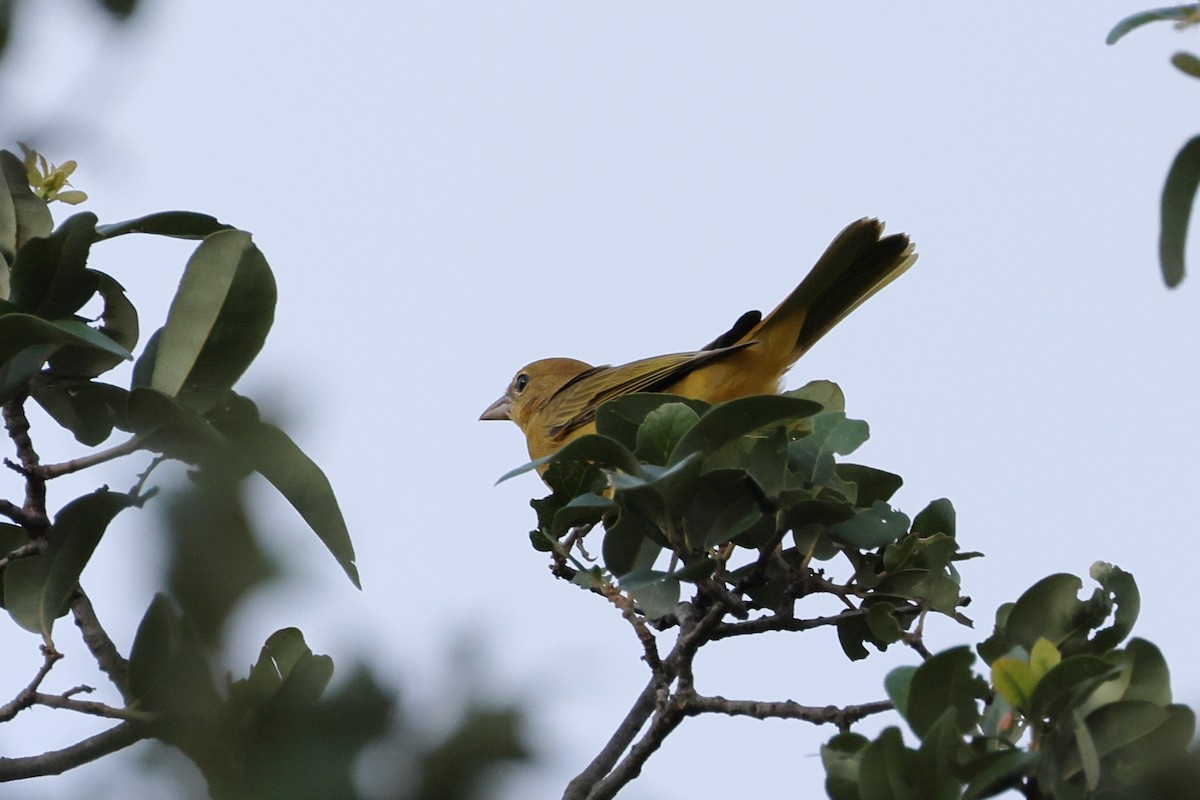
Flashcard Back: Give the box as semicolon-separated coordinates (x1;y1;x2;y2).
10;212;99;318
152;229;267;404
1160;134;1200;287
1106;6;1196;45
210;397;359;589
95;210;230;240
0;149;52;266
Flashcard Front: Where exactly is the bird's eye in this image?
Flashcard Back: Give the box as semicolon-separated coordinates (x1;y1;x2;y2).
514;373;530;393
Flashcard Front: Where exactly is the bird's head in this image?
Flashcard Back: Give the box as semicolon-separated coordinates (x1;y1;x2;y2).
479;357;594;435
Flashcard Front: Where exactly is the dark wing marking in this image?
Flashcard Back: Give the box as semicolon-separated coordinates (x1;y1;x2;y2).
546;341;756;439
700;309;762;351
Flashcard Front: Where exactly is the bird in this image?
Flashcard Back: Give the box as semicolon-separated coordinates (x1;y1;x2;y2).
480;217;916;466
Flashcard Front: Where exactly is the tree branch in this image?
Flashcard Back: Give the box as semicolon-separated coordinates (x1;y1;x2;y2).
680;693;893;730
708;607;866;641
0;722;146;781
582;696;686;800
70;589;131;704
562;679;664;800
2;395;46;520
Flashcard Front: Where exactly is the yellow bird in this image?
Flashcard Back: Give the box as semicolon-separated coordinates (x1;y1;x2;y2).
481;218;916;465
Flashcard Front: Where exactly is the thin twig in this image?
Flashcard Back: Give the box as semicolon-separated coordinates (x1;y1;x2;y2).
0;722;146;781
0;538;47;569
0;646;63;722
37;433;152;480
600;584;661;671
28;692;152;723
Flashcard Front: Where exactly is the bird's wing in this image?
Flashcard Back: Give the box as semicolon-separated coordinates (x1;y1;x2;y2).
547;343;754;439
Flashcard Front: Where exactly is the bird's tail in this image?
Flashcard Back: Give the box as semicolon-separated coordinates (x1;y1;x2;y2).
748;218;916;366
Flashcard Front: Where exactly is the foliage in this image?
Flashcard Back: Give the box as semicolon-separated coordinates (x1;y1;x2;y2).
504;382;982;798
504;383;1195;799
508;382;976;648
1108;3;1200;286
0;147;527;799
823;565;1194;800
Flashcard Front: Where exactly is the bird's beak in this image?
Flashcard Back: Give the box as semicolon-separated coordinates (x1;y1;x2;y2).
479;394;512;421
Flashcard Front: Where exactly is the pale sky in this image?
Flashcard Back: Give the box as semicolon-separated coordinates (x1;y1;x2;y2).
1;2;1198;799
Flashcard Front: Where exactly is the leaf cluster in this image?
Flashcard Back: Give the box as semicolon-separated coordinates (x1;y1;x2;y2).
0;148;357;628
511;380;977;658
823;565;1195;800
1107;4;1200;286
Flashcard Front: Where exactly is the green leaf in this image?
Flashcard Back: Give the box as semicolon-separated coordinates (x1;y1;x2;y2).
497;433;641;484
0;523;29;609
911;498;955;538
1030;637;1062;680
1172;51;1200;78
836;463;903;507
31;378;126;446
10;212;99;318
208;394;359;588
866;602;904;644
619;570;680;619
635;402;700;465
551;492;613;538
961;750;1039;800
827;501;910;549
595;393;709;452
885;666;916;720
5;489;135;638
682;468;764;549
789;411;870;484
667;394;822;467
151;230;276;411
602;512;663;576
1119;638;1172;706
1088;562;1139;652
1073;707;1102;790
48;271;139;378
0;313;133;404
906;646;984;738
0;149;52;267
858;727;917;800
95;210;231;240
1106;5;1196;45
0;344;56;404
1160;134;1200;287
785;379;845;412
1029;656;1123;722
127;593;223;725
241;627;334;705
611;453;704;534
991;657;1037;710
1003;573;1093;653
1084;701;1170;760
822;732;869;800
127;387;235;466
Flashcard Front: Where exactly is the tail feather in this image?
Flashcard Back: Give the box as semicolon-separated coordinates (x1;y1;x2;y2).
749;218;916;364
